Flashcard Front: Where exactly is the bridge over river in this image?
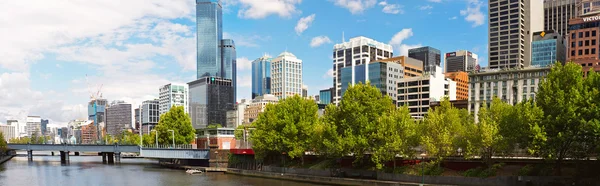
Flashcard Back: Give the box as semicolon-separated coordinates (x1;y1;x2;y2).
7;144;210;164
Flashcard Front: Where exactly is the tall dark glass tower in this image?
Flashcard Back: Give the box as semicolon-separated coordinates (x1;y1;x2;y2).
221;39;236;102
196;0;223;78
251;55;271;99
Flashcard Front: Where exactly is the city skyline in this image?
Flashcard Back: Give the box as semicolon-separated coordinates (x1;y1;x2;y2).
0;0;488;125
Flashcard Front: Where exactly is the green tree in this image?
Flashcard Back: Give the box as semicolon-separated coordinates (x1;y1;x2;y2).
316;82;396;165
0;132;7;154
371;106;418;169
250;95;319;164
421;97;469;163
466;98;511;167
142;134;155;146
534;62;600;175
504;101;544;155
118;131;141;145
154;106;195;145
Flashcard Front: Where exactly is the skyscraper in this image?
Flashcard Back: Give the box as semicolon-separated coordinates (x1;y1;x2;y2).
567;12;600;75
444;50;478;73
544;0;580;37
271;52;303;100
408;46;441;74
188;77;234;129
159;83;189;115
106;101;132;136
196;0;223;78
340;61;404;104
221;39;236;101
26;116;42;137
251;54;272;99
488;0;543;69
141;99;159;135
41;119;48;135
332;36;393;104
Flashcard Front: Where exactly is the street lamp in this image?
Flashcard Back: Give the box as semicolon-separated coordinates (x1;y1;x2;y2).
151;130;158;148
167;130;175;148
282;152;287;175
419;152;427;185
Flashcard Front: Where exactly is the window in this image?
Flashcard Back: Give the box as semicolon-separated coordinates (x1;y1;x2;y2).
587;31;590;37
586;40;590;46
593;30;597;37
593;48;596;54
580;32;584;38
593;40;597;45
579;41;583;46
579;50;583;55
586;49;590;55
572;42;576;48
572;50;576;56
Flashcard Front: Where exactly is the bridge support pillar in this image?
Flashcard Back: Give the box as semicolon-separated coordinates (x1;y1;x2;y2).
102;153;107;163
107;152;114;164
60;151;69;164
75;152;80;156
115;153;121;163
27;150;33;161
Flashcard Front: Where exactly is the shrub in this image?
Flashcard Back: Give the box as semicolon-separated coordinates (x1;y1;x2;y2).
516;164;533;176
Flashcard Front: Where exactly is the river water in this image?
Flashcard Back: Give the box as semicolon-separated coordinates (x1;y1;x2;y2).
0;153;323;186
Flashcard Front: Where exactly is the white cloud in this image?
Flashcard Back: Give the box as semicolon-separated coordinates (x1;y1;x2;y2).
379;1;404;14
237;57;253;71
449;16;458;20
223;32;271;48
460;0;485;27
419;5;433;10
323;68;335;79
310;36;332;48
237;0;302;19
0;0;198;124
428;0;442;2
389;28;422;56
295;14;316;35
330;0;378;14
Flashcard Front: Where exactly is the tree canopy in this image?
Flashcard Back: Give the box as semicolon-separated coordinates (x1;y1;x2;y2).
154;106;196;145
251;95;319;161
421;97;471;162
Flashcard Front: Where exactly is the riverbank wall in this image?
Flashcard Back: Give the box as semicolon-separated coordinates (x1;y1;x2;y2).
227;165;594;186
0;150;16;164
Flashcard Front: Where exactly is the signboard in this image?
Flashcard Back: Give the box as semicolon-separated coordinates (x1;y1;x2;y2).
583;16;600;22
446;52;456;57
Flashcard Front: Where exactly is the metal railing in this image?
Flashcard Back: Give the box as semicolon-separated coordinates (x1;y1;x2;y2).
142;144;196;149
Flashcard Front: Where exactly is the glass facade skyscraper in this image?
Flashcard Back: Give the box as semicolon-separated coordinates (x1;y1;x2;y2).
319;88;333;105
221;39;236;101
251;55;272;99
340;62;404;103
408;46;441;74
196;0;223;79
188;77;234;129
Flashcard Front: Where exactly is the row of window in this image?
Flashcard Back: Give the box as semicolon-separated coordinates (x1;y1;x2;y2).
571;30;598;39
571;48;597;56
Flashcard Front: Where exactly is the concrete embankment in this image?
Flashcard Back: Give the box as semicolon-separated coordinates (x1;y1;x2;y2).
226;168;433;186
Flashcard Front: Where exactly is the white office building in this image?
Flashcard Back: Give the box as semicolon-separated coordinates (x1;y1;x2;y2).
333;36;393;104
271;52;303;100
159;83;189;115
468;67;551;119
397;66;457;119
0;124;16;142
26;116;42;137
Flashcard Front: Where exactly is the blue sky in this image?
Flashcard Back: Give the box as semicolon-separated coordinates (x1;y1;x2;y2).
0;0;487;125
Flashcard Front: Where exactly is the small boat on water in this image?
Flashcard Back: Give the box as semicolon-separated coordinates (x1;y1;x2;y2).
186;169;203;174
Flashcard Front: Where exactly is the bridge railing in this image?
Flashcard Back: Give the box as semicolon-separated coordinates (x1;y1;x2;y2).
141;144;196;149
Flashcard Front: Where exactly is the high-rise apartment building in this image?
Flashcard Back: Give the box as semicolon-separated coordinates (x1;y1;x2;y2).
26;116;42;137
159;83;189;115
341;61;404;104
141;99;159;135
378;56;424;77
488;0;543;69
544;0;580;37
221;39;237;101
81;122;97;144
408;46;441;74
244;94;279;123
271;52;303;100
196;0;223;78
332;36;393;104
445;71;470;100
532;30;566;67
188;77;234;129
468;67;551;119
397;66;457;119
88;99;107;126
568;13;600;75
251;54;272;99
444;50;478;73
106;101;132;136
